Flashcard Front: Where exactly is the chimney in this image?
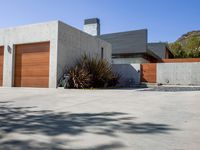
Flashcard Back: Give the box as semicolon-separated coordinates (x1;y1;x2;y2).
84;18;100;36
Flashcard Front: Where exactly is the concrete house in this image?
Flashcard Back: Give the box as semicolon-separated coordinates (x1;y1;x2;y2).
99;31;173;64
0;21;111;88
99;29;159;64
83;18;173;64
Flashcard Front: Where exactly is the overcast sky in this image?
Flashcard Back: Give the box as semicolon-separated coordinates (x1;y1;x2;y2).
0;0;199;42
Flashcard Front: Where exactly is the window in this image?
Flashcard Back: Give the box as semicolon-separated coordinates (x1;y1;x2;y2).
101;47;104;59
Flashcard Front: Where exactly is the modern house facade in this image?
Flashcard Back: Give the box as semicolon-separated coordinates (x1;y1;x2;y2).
99;29;161;64
99;31;173;64
84;18;173;64
0;21;111;88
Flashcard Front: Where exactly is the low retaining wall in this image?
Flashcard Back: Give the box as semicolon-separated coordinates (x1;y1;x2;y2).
113;61;200;87
157;62;200;85
112;64;140;87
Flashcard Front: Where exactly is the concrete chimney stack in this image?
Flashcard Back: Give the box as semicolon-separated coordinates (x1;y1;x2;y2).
84;18;100;36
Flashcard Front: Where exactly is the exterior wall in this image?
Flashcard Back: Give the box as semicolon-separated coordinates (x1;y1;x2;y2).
83;23;100;36
0;21;59;88
57;21;112;81
157;62;200;85
112;57;150;64
112;64;140;87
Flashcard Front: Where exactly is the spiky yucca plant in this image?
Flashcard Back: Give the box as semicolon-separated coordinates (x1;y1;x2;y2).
84;55;119;87
65;54;120;89
68;66;91;89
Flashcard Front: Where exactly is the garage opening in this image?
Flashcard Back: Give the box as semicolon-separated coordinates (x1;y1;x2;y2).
14;42;50;88
0;46;4;86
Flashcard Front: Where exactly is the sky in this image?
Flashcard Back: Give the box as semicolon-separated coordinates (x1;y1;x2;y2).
0;0;199;42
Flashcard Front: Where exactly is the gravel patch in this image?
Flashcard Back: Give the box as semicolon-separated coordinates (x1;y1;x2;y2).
141;86;200;92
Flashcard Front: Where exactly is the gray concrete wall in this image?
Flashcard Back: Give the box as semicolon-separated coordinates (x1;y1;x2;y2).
0;21;59;88
112;57;149;64
84;24;100;36
157;62;200;85
57;21;112;81
112;64;140;87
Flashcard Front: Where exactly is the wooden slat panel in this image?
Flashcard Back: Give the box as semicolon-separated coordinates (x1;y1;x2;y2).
141;64;156;83
15;66;49;77
162;58;200;63
14;42;50;88
14;77;49;88
0;46;4;86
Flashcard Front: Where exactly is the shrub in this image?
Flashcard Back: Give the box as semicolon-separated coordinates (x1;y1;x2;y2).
68;66;92;89
60;54;120;89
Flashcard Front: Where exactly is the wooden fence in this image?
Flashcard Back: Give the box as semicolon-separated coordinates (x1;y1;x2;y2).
140;64;156;83
161;58;200;63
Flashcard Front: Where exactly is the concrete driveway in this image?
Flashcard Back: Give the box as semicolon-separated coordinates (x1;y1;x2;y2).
0;88;199;150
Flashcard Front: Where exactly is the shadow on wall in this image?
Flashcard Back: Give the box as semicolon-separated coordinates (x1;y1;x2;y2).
112;64;141;87
0;101;177;150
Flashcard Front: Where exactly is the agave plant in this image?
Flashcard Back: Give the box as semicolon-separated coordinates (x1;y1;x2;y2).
68;66;91;89
61;54;120;89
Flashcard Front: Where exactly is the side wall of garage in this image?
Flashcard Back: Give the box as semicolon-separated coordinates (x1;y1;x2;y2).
0;21;59;88
57;21;112;81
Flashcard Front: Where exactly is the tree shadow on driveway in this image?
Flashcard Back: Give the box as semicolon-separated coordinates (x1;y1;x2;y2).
0;101;178;150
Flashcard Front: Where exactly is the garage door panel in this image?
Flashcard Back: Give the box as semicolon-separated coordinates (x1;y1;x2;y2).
14;42;50;88
15;60;49;66
15;52;49;65
0;46;4;86
15;77;49;88
15;67;49;77
16;43;49;52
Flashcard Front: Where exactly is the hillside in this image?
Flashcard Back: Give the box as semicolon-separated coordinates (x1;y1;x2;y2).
176;30;200;46
169;30;200;58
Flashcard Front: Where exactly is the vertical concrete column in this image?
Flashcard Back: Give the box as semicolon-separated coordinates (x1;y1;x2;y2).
48;39;58;88
3;43;15;87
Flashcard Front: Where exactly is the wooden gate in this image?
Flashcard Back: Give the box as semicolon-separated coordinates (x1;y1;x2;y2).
141;64;156;83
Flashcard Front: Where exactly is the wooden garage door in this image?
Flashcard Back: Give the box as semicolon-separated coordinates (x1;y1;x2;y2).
14;42;50;88
141;64;156;83
0;46;4;86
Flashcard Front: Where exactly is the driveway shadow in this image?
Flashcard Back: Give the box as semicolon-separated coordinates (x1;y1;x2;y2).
0;101;177;150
